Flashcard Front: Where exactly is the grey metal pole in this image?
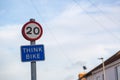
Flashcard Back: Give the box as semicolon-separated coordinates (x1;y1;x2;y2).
102;58;106;80
98;58;106;80
30;19;37;80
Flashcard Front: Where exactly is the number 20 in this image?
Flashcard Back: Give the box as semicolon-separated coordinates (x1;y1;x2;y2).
26;26;40;35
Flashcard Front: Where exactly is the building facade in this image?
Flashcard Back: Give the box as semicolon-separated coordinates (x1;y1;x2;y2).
79;51;120;80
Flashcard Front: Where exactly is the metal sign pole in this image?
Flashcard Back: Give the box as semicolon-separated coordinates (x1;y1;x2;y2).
30;19;36;80
31;61;36;80
31;41;36;80
21;18;44;80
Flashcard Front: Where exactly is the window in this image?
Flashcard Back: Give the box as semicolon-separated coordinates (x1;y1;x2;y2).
116;65;120;80
102;74;104;80
96;76;100;80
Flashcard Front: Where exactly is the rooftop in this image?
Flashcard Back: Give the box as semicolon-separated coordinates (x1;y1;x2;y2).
79;50;120;79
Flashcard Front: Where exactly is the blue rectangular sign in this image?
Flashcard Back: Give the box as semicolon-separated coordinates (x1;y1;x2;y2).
21;45;45;62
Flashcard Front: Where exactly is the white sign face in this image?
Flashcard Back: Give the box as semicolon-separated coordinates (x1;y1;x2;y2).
25;23;41;39
22;21;43;41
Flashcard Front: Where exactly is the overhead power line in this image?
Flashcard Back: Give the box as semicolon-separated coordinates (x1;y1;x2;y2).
29;0;75;65
87;0;120;26
72;0;120;42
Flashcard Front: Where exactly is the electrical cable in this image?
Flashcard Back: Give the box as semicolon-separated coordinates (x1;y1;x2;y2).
72;0;120;42
29;0;75;65
87;0;120;26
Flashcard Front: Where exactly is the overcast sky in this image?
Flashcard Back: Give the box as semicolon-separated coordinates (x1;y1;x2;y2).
0;0;120;80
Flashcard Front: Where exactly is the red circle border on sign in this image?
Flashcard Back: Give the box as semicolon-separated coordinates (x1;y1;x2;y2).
22;21;43;41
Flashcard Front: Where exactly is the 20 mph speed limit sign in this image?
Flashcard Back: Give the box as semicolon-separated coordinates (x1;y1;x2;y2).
22;21;43;41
